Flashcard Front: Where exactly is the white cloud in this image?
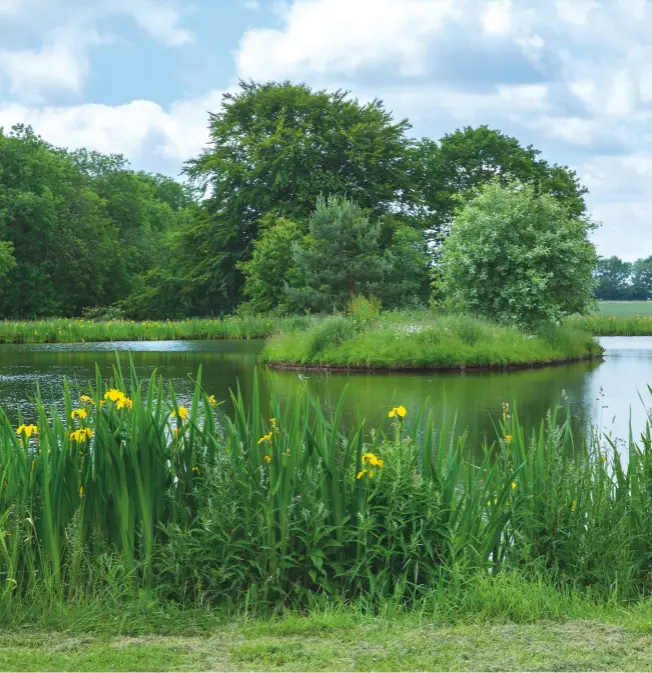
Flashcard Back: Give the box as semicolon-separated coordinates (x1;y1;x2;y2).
0;26;105;101
555;0;597;26
0;0;192;100
235;0;462;80
481;0;512;36
0;89;227;167
117;0;193;46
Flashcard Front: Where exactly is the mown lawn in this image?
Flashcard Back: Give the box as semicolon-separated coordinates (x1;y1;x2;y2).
5;616;652;671
596;300;652;316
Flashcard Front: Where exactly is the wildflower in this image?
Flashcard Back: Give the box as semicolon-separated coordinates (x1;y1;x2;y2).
71;408;88;420
116;396;133;410
264;455;272;464
511;481;517;489
69;428;92;443
192;466;200;474
257;431;273;444
571;499;577;512
505;434;513;443
104;389;124;402
16;425;37;439
361;452;385;469
208;395;217;407
80;395;93;404
269;417;277;426
357;469;367;480
170;406;188;421
388;405;407;419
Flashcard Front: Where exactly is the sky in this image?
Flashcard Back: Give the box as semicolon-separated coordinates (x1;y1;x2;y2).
0;0;649;259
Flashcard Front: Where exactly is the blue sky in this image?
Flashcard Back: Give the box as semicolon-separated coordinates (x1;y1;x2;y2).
0;0;648;258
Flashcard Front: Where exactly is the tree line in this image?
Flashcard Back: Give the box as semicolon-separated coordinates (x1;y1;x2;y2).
594;256;652;301
0;81;591;319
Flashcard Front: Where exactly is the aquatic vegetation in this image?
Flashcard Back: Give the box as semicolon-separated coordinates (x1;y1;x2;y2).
0;359;650;613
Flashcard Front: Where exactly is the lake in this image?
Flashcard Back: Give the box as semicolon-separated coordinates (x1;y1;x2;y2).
0;337;648;450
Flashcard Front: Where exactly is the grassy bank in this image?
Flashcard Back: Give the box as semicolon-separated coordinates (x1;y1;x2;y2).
0;316;311;344
263;313;602;370
569;300;652;335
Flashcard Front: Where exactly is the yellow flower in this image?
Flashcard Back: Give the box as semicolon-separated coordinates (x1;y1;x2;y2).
269;417;277;426
511;481;517;489
388;405;407;419
69;428;93;443
192;466;200;474
601;455;606;462
357;469;367;480
71;408;88;420
571;499;577;512
116;396;133;410
257;431;273;444
79;395;94;404
16;425;38;438
361;452;385;469
264;455;272;464
208;395;217;407
170;406;188;421
104;389;125;402
505;434;513;443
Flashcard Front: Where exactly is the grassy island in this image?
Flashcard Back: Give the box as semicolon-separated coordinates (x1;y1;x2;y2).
262;313;603;371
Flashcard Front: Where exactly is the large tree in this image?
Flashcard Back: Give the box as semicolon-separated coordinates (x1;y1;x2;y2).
183;80;419;313
441;181;597;327
419;126;587;244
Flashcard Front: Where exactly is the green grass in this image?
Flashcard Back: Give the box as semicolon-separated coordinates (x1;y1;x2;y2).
0;316;312;343
570;301;652;335
6;586;652;671
262;312;602;369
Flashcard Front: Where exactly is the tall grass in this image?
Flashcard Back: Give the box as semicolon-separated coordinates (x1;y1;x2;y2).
572;314;652;336
263;313;602;369
0;316;313;344
1;359;652;614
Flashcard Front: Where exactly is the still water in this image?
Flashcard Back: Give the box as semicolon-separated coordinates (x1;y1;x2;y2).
0;337;648;447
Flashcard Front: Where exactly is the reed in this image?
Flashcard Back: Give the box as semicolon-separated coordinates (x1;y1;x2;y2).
0;359;651;613
0;315;312;344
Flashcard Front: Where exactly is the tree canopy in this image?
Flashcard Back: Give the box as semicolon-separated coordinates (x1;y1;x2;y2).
0;81;597;322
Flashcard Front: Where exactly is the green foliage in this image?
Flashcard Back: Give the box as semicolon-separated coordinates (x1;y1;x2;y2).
239;215;304;313
262;311;601;368
594;256;634;300
441;181;597;327
182;81;419;312
0;126;196;318
285;197;428;313
419;126;587;243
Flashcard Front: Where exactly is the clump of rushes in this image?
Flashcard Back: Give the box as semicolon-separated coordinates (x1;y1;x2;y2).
2;358;652;613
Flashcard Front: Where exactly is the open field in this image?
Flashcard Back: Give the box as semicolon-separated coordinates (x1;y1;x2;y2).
573;301;652;335
596;300;652;316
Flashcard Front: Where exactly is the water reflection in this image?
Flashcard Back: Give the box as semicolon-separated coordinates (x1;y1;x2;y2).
0;337;649;451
